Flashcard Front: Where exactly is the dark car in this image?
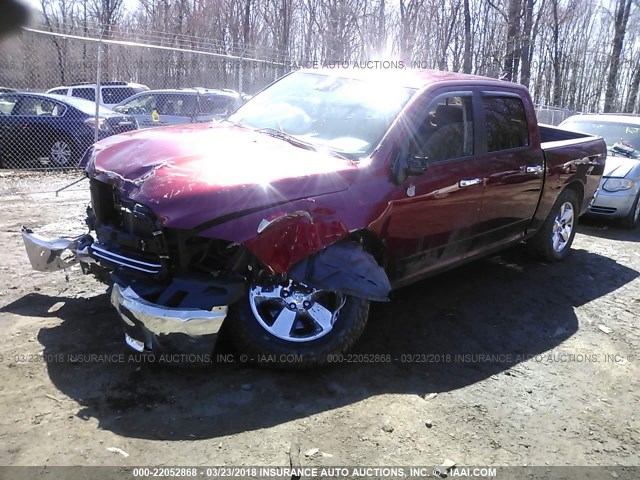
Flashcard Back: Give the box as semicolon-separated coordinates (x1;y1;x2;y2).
0;92;138;168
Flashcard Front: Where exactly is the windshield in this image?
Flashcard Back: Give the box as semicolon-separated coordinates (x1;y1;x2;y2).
563;119;640;152
228;71;415;157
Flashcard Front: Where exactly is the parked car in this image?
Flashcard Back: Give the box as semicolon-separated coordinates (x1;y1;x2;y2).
46;81;149;109
113;88;243;128
22;69;605;367
560;114;640;228
0;92;138;167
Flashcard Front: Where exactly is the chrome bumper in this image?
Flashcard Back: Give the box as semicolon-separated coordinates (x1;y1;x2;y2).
110;283;228;354
21;228;94;272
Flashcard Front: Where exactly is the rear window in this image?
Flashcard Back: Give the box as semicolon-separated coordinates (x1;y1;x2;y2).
102;87;138;104
482;95;529;152
49;88;68;95
58;95;114;115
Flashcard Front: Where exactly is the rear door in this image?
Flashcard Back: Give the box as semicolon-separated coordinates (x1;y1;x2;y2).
11;96;68;162
475;91;544;243
0;94;21;163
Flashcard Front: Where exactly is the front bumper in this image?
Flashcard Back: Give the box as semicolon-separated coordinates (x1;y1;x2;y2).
588;188;638;218
21;228;94;271
110;283;227;356
22;227;235;357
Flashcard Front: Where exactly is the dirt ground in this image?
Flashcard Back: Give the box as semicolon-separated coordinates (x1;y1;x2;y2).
0;171;639;475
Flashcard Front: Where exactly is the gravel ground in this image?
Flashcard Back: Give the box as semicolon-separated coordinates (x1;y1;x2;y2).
0;170;638;477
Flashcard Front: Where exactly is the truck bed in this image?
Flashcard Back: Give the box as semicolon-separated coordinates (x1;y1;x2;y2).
538;124;607;217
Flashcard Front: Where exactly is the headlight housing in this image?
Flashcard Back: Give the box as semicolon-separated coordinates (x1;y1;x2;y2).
602;177;636;192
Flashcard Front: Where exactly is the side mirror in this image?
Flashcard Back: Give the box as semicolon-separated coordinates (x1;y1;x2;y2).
114;105;129;114
393;150;429;184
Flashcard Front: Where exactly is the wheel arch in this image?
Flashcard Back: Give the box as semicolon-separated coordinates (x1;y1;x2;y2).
563;180;585;213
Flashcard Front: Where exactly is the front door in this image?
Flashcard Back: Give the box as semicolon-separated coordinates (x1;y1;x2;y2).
383;90;486;286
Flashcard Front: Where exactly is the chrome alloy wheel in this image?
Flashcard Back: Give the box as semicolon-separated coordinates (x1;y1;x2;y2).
552;201;575;253
249;282;346;342
50;140;73;166
634;196;640;224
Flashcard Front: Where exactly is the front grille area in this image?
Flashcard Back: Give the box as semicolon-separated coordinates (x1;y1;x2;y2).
90;179;168;276
91;243;163;274
589;205;617;215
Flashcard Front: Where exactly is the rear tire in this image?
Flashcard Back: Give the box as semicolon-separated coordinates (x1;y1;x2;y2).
227;280;369;369
526;188;579;262
620;192;640;230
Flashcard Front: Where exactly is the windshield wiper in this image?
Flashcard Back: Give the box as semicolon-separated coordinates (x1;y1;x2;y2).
255;128;317;151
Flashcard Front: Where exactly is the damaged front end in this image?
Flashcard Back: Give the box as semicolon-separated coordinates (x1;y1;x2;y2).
22;229;94;272
21;173;391;362
22;224;246;355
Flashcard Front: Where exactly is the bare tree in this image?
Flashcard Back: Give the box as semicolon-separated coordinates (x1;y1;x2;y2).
604;0;633;112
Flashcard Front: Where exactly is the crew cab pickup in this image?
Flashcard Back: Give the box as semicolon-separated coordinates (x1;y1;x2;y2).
22;69;606;367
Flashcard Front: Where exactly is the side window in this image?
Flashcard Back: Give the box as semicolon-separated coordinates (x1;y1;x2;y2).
412;94;474;162
71;87;96;102
13;97;66;116
0;94;19;115
156;94;196;116
124;94;156;114
482;95;529;151
49;88;68;96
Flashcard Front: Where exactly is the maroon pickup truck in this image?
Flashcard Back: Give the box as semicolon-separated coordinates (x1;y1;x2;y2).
22;69;606;367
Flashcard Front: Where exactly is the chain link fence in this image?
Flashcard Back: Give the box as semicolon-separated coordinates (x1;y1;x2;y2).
533;104;584;126
0;27;293;171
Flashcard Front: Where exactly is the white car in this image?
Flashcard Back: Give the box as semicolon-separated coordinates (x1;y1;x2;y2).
46;81;149;109
560;114;640;228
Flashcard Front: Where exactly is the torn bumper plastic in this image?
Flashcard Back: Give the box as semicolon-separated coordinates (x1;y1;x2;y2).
21;227;94;272
110;283;228;355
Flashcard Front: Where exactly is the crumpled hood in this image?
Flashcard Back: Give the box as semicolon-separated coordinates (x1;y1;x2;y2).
603;154;640;178
88;123;358;229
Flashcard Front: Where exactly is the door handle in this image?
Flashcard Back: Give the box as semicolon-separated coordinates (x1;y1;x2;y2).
525;165;544;174
459;178;482;188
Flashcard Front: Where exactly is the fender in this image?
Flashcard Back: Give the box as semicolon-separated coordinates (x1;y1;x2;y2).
197;193;360;274
288;241;391;302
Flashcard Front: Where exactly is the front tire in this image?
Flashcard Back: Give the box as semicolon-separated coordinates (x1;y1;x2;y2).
227;280;369;369
527;188;579;262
